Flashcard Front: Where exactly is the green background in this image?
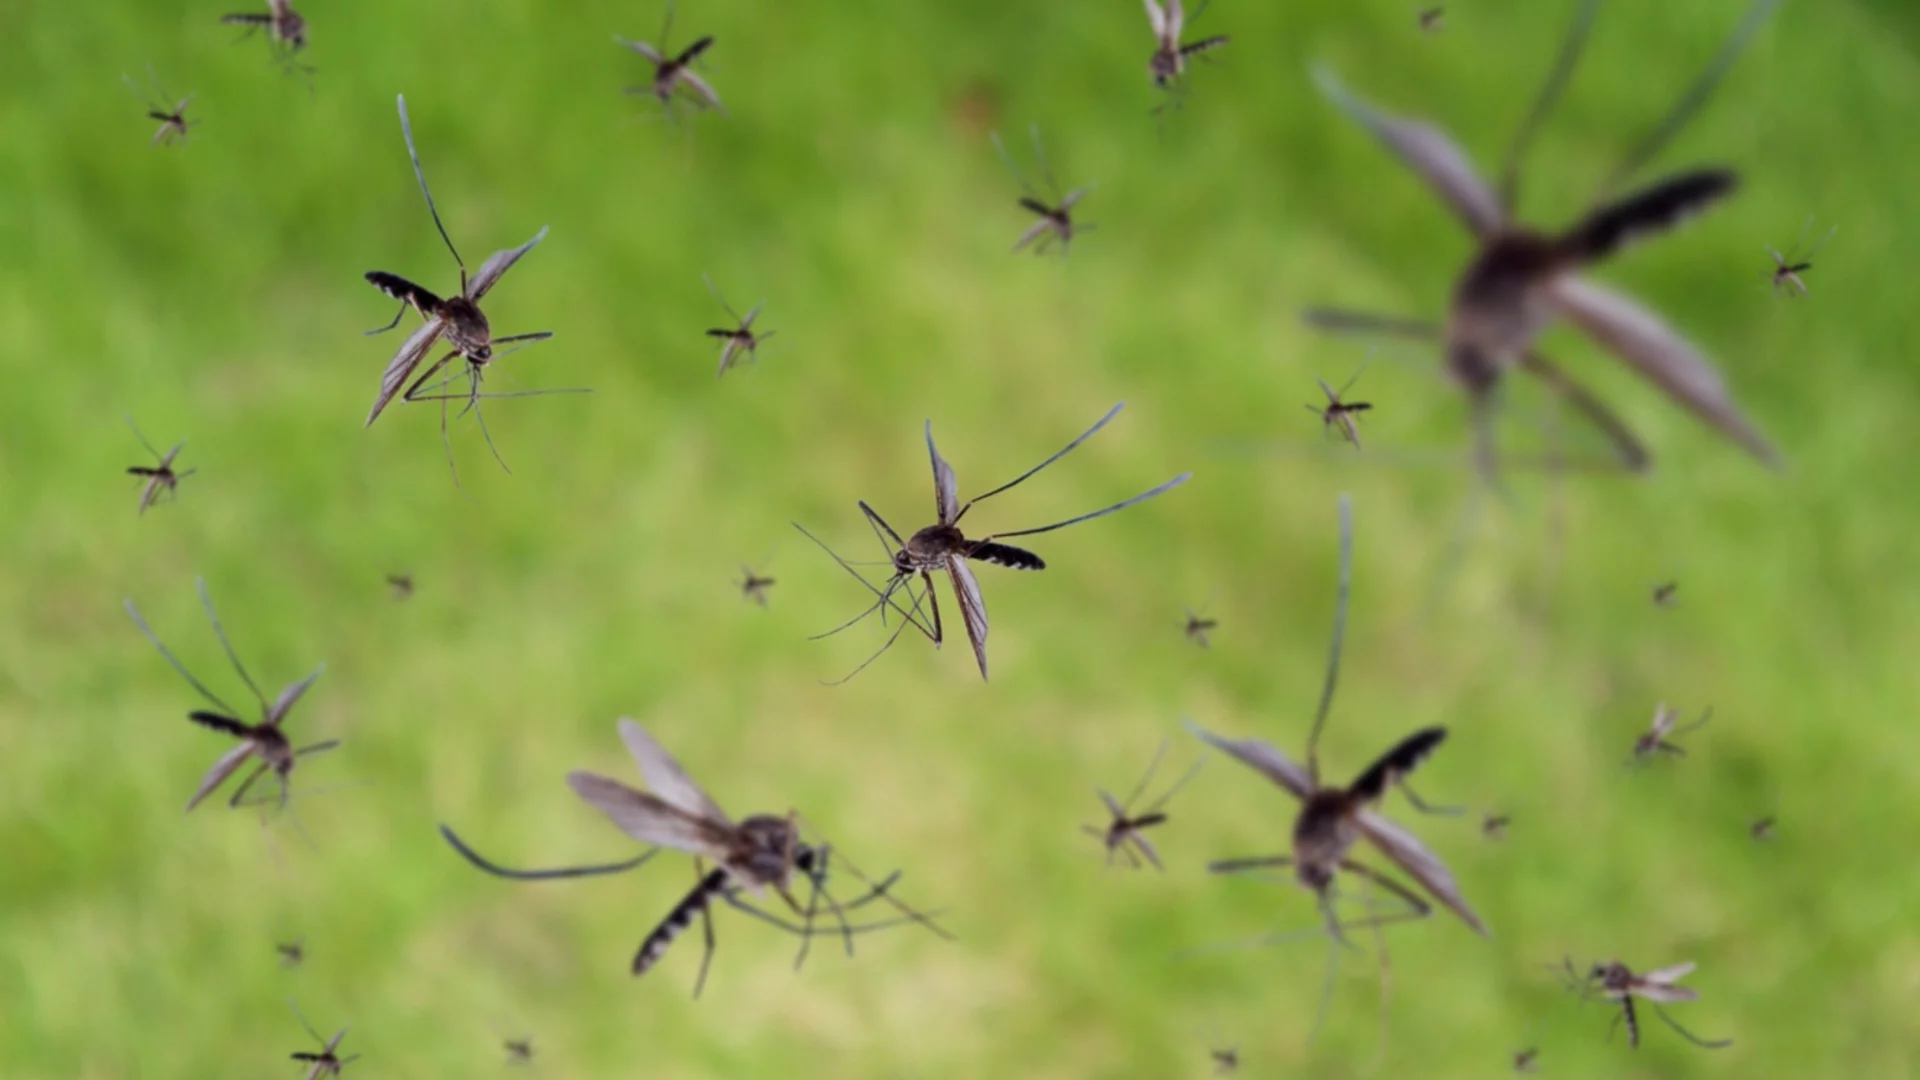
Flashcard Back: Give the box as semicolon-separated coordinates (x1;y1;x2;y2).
3;0;1917;1075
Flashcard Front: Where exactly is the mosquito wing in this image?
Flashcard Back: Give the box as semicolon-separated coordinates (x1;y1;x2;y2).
187;741;259;812
615;717;732;827
566;771;735;859
1060;186;1092;211
465;226;549;301
677;68;726;113
1634;980;1700;1004
1357;808;1489;935
1182;719;1311;801
267;665;326;726
1312;66;1503;239
1643;961;1697;986
1545;276;1781;467
926;420;961;524
1011;217;1054;253
618;37;663;63
365;318;445;427
947;556;990;681
1143;0;1168;38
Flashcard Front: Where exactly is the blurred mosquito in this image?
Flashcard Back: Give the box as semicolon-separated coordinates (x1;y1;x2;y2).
499;1033;534;1065
1184;603;1218;648
992;127;1093;256
1481;812;1509;841
1419;7;1445;33
222;0;311;80
1512;1046;1540;1072
704;275;772;377
1561;957;1732;1050
1143;0;1230;93
1750;814;1776;841
618;3;725;117
125;417;195;514
1210;1044;1240;1074
123;67;197;146
798;402;1189;683
1768;217;1835;297
276;938;306;967
364;95;577;480
441;718;948;996
1306;0;1786;478
1083;740;1204;871
738;565;775;607
1630;703;1712;762
1653;580;1679;607
1308;364;1373;450
126;578;333;813
386;573;414;601
288;1001;357;1078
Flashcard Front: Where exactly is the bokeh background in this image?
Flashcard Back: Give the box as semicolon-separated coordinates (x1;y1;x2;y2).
4;0;1918;1076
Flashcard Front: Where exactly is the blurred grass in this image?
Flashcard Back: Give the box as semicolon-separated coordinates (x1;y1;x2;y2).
2;0;1918;1076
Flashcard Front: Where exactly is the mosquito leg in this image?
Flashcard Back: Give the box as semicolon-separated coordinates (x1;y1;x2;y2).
366;303;410;335
1305;492;1355;784
1652;1004;1732;1049
1301;308;1443;342
691;860;716;999
1396;783;1465;816
437;823;657;880
226;760;274;810
1519;351;1651;473
1207;854;1292;876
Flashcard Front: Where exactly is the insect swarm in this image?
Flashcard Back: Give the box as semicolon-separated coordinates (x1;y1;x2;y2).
1082;739;1205;871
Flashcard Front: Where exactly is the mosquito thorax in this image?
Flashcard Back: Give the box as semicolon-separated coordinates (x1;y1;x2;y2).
1150;50;1180;86
733;815;799;886
906;523;965;562
440;298;492;360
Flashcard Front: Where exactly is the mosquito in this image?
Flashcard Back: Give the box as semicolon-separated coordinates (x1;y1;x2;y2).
288;1001;357;1078
1083;740;1204;871
1512;1046;1540;1072
276;938;306;967
1184;603;1219;648
125;579;333;813
123;66;197;146
500;1034;534;1064
991;127;1093;256
1307;364;1373;450
798;402;1190;683
618;3;725;117
1305;0;1786;477
1652;580;1678;607
441;718;948;996
1482;812;1510;841
1144;0;1231;92
1630;703;1712;761
1564;957;1732;1050
1750;814;1776;841
222;0;311;79
704;275;772;377
363;95;574;477
125;417;195;514
1419;7;1445;33
738;565;775;607
386;573;414;601
1768;217;1836;297
1210;1043;1240;1074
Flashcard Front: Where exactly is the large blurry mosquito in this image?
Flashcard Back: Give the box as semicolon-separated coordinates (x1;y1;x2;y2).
1562;957;1732;1050
703;275;772;377
222;0;311;79
122;67;197;146
125;417;195;514
1307;364;1373;450
1083;740;1204;871
738;565;775;607
125;579;333;813
1143;0;1230;93
1768;218;1836;297
992;127;1093;256
441;718;947;996
363;95;573;477
618;3;725;117
288;1001;357;1078
798;402;1190;683
1630;703;1712;762
1306;0;1786;476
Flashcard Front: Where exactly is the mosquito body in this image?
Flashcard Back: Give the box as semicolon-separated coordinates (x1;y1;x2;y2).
1144;0;1230;91
1184;606;1218;648
1306;0;1786;474
704;275;772;376
1631;703;1711;761
1083;741;1203;871
386;573;414;601
618;4;724;116
738;566;775;607
288;1002;357;1079
992;127;1093;256
1570;958;1732;1050
1768;218;1835;297
123;67;196;145
222;0;311;79
125;418;195;514
1307;366;1373;449
126;579;333;812
276;938;306;967
799;402;1189;682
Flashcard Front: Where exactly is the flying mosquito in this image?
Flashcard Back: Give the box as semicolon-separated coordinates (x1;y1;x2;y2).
386;572;414;601
276;938;306;967
798;402;1190;683
125;417;195;514
1210;1043;1240;1074
618;3;725;117
288;1001;357;1078
1512;1046;1540;1072
703;275;772;377
1750;814;1776;841
1083;740;1204;871
1481;812;1510;841
221;0;311;77
122;67;197;146
1419;7;1446;33
1562;957;1732;1050
1143;0;1231;92
440;718;948;996
1652;580;1679;607
992;127;1093;256
1630;703;1712;761
1184;604;1219;648
1307;364;1373;449
738;565;775;607
125;579;334;813
1768;217;1836;297
1305;0;1786;477
1189;496;1488;949
363;95;574;477
499;1034;534;1065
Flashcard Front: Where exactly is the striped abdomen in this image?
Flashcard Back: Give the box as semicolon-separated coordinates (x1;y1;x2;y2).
632;867;728;976
364;271;443;317
967;541;1044;570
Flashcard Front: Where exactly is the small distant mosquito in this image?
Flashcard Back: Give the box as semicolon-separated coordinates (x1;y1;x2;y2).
386;573;414;601
1143;0;1231;92
276;938;306;967
1512;1046;1540;1072
1750;815;1776;841
1307;365;1373;450
125;578;334;812
1084;740;1204;871
222;0;311;78
1482;812;1509;841
992;127;1093;256
1652;580;1679;607
442;718;948;996
1563;957;1732;1050
500;1034;534;1065
363;95;574;478
618;3;725;117
798;402;1190;683
1210;1043;1240;1074
1184;604;1218;648
1305;0;1787;476
125;417;195;514
1419;7;1445;33
122;67;197;146
1631;703;1712;761
1768;217;1836;297
738;565;775;607
288;1001;357;1078
703;274;772;377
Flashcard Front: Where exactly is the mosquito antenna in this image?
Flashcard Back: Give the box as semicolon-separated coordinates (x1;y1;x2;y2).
1119;739;1168;813
702;272;743;325
1497;0;1601;213
1596;0;1783;200
963;402;1125;510
1305;493;1354;786
982;472;1191;541
438;823;658;880
1653;1004;1732;1049
395;95;466;281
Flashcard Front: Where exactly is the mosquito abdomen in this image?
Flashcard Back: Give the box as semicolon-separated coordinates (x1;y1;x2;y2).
1558;169;1738;265
967;541;1044;570
364;271;442;313
633;868;728;976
